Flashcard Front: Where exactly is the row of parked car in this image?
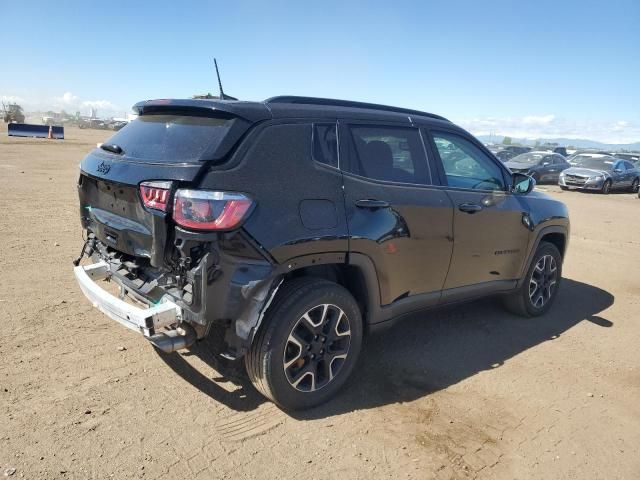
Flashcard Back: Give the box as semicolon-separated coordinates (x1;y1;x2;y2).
487;145;640;195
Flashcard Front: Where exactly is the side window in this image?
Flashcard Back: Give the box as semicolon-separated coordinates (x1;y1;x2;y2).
624;161;635;170
431;131;505;191
615;161;626;171
344;125;431;184
543;156;554;165
312;123;338;168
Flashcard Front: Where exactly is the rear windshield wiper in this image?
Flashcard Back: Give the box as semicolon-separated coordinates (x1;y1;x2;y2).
100;143;124;155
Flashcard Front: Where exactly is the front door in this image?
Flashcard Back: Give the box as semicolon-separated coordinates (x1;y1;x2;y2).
427;129;531;291
340;122;454;305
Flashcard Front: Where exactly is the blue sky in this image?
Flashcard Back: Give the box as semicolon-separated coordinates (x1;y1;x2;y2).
2;0;639;143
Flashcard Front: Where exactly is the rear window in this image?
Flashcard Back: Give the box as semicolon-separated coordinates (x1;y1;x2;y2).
313;123;338;168
104;113;235;163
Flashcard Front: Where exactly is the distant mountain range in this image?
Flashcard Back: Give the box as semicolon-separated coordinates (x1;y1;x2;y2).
476;135;640;151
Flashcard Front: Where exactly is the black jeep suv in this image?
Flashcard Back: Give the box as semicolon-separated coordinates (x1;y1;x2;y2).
74;96;569;410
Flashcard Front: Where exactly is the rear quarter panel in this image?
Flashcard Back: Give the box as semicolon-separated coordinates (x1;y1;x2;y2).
197;121;349;264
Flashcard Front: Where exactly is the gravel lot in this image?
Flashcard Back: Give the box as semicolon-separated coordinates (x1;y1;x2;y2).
1;125;639;479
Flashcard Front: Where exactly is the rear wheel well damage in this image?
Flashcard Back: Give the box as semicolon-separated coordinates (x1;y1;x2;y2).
227;260;378;359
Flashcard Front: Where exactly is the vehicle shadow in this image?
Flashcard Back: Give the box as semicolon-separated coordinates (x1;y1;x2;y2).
156;278;613;417
156;334;264;412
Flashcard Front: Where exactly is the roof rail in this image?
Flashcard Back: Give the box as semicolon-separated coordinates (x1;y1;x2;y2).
264;96;449;122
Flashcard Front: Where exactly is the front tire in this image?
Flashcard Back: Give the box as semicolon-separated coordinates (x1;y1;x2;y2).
601;179;612;194
245;277;363;410
630;177;639;193
503;242;562;317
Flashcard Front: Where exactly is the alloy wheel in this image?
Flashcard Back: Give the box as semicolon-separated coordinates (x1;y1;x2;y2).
529;254;558;309
283;304;351;392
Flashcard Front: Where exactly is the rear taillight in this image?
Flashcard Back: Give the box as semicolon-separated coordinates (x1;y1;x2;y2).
140;181;172;212
173;190;253;231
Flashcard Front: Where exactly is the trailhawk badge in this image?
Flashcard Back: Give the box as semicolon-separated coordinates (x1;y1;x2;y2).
96;162;111;174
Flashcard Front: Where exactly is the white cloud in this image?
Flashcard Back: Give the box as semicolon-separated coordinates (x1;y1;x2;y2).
48;92;119;115
54;91;79;106
522;114;556;126
458;115;640;144
613;120;629;132
2;90;121;118
81;99;115;110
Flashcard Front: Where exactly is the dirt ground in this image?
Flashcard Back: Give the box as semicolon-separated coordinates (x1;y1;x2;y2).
1;125;639;480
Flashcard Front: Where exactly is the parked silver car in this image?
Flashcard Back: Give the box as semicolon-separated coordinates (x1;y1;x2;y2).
559;154;640;194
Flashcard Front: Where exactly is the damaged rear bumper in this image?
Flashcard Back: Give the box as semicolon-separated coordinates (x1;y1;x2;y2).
74;232;282;357
74;260;182;336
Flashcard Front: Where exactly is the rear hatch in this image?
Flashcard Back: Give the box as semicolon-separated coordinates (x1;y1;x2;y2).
78;100;269;267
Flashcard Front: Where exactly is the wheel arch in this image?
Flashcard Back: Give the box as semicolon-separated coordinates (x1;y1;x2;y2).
516;225;568;288
277;252;383;327
541;231;567;258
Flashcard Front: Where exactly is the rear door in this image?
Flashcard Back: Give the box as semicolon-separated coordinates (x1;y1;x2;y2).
545;154;565;182
425;129;531;293
540;154;555;182
625;161;639;184
340;121;454;306
623;161;637;186
556;155;571;177
611;160;629;188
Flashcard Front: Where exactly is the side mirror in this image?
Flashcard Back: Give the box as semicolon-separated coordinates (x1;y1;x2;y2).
512;173;535;194
614;168;622;173
542;161;550;166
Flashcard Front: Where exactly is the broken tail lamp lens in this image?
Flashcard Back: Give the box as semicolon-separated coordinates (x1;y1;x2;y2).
140;181;172;211
173;190;253;231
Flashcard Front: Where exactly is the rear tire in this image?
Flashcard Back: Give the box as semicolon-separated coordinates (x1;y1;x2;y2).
245;277;363;410
503;241;562;317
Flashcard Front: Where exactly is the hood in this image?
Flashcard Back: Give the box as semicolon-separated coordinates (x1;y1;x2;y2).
563;167;610;177
505;161;535;170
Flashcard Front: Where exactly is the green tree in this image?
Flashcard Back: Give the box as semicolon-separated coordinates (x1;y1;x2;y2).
502;136;512;145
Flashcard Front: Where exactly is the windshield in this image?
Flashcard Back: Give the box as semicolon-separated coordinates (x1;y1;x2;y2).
510;153;545;164
103;113;236;163
572;155;614;171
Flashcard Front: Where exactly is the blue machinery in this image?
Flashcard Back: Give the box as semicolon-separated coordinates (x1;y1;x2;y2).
8;123;64;139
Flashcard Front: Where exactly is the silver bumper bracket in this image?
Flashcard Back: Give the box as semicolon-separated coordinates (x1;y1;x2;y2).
73;261;181;337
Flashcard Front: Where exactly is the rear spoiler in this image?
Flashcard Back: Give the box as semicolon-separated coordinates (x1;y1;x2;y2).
133;99;271;123
128;99;272;163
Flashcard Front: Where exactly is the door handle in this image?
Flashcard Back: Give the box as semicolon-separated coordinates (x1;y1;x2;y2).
355;199;390;209
458;203;483;214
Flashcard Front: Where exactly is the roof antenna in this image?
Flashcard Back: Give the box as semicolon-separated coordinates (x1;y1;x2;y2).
192;60;238;100
212;58;239;101
214;58;226;100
